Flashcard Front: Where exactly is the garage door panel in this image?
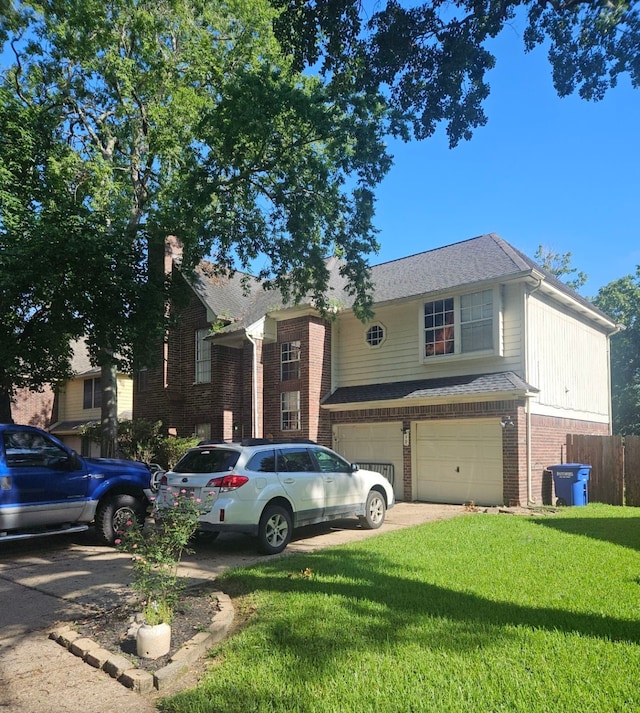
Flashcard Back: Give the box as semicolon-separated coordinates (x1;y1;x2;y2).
416;420;503;506
333;423;403;500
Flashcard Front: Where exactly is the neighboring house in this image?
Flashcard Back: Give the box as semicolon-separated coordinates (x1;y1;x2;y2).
14;340;133;457
11;386;55;430
134;233;618;507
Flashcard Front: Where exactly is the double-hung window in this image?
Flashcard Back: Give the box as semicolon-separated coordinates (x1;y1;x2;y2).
281;391;301;431
281;341;301;381
424;289;495;359
83;378;102;409
195;329;211;384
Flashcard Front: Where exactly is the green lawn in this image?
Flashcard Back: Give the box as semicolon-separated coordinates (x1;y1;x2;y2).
160;504;640;712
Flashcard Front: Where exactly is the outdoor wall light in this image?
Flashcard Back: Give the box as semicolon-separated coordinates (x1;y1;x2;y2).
501;416;515;429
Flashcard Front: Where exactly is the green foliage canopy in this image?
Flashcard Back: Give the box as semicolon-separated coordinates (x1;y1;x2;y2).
594;271;640;435
0;0;391;424
2;0;390;328
271;0;640;146
0;89;90;419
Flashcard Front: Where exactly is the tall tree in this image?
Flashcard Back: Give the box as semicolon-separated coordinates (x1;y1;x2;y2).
594;272;640;435
1;0;390;450
534;245;588;291
0;88;88;421
2;0;638;448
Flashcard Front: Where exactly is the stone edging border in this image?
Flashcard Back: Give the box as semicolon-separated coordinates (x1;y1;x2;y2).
49;591;234;694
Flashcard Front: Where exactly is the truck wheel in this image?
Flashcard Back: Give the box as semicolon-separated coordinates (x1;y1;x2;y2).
95;494;146;545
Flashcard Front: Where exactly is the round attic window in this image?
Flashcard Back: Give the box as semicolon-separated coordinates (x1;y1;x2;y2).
365;323;385;347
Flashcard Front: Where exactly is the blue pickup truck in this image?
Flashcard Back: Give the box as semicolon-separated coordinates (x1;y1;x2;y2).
0;424;153;545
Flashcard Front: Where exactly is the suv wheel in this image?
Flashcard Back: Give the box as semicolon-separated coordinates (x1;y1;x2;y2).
359;490;386;530
258;504;292;555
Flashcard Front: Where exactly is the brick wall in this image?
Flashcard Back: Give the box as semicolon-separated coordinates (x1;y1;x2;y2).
263;316;332;442
134;272;246;438
529;413;609;505
12;386;56;428
326;400;609;505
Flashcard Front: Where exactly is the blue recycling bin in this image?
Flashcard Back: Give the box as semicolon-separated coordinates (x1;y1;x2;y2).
548;464;591;506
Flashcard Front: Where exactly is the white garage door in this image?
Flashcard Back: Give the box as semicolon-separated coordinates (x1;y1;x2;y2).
333;422;404;501
415;419;503;505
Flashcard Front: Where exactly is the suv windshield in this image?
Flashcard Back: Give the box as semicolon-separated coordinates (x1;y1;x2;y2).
173;448;239;474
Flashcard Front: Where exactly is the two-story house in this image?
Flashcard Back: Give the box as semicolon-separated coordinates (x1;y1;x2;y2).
134;233;617;507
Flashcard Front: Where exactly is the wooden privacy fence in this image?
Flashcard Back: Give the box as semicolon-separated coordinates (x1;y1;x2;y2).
565;434;640;506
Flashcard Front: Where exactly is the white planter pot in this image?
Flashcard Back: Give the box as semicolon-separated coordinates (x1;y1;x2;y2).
136;622;171;659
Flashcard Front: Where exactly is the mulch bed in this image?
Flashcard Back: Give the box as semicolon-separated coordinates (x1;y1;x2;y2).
74;586;221;673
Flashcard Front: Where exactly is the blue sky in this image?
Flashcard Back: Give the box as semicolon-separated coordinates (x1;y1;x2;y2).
370;26;640;298
2;14;637;299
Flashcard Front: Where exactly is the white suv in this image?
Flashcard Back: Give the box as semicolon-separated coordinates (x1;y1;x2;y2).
158;439;395;554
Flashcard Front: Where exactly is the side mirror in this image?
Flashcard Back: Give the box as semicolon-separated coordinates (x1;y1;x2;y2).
351;463;359;473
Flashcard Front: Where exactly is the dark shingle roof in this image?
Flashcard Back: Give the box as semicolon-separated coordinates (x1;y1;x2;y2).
189;264;261;318
187;233;613;327
322;371;537;406
369;233;532;303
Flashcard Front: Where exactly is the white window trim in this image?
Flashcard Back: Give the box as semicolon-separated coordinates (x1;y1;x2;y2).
419;286;502;363
195;328;212;384
280;340;301;381
281;391;301;431
365;322;386;348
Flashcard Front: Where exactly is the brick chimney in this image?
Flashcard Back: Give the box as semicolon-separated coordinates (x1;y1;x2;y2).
165;235;184;274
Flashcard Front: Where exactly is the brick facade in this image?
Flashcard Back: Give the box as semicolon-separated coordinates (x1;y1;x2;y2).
134;273;247;439
262;316;332;442
323;399;609;505
133;253;612;508
529;413;609;505
12;386;56;428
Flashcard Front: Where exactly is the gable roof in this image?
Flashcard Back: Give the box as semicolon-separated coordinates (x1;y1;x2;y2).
368;233;532;304
182;233;615;331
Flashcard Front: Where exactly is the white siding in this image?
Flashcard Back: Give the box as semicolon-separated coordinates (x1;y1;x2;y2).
527;293;610;422
116;375;134;417
333;282;526;388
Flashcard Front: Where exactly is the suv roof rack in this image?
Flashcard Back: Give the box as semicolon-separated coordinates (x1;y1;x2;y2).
239;438;318;446
196;437;319;447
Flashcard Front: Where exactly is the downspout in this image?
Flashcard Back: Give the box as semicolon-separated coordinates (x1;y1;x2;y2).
246;332;259;438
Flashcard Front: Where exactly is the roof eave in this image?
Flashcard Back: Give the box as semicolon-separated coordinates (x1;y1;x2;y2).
321;389;535;412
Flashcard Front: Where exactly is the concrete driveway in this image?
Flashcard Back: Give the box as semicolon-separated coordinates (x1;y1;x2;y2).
0;502;464;712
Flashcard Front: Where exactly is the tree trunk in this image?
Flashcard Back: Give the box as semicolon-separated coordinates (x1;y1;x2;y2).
0;384;14;424
100;362;118;457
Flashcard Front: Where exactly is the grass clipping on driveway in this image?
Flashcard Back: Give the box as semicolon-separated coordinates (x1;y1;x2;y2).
161;504;640;713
